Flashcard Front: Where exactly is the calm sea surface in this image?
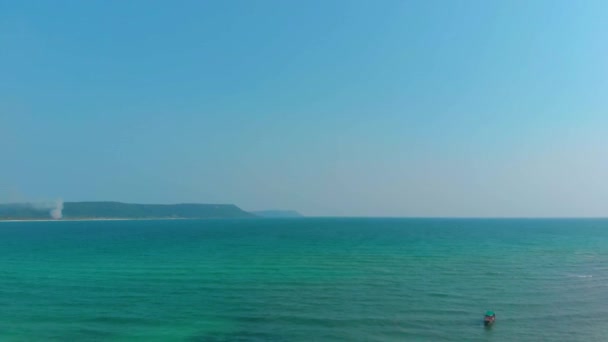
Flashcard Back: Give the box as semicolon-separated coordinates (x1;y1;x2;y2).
1;218;607;341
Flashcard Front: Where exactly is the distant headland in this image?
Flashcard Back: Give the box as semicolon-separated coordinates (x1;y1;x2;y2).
0;201;264;221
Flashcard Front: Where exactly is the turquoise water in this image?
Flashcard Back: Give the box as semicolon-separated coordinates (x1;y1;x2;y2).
1;218;607;341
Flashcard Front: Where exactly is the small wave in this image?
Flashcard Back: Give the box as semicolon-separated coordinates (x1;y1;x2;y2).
568;274;593;278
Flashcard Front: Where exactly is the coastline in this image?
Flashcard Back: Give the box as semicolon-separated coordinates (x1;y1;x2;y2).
0;218;193;222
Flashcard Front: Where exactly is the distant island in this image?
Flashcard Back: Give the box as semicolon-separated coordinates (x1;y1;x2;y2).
0;201;255;220
251;210;303;218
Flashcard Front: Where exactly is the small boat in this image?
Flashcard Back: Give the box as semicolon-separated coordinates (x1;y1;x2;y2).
484;310;496;326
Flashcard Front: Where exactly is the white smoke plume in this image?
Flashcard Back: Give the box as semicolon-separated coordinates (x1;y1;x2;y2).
50;199;63;219
31;199;64;219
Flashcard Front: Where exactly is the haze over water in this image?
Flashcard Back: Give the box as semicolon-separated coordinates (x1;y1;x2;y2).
2;218;607;341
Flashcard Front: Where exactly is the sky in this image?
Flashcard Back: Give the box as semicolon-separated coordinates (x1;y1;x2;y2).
1;0;607;217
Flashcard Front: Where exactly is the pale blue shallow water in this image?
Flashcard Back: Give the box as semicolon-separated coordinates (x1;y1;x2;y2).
1;218;607;341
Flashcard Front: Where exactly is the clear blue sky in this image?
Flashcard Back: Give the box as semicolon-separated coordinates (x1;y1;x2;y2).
2;0;607;216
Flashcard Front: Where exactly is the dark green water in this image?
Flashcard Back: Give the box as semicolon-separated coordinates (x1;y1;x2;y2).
1;218;607;341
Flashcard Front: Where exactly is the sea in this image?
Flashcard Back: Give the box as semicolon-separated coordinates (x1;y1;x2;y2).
1;218;607;341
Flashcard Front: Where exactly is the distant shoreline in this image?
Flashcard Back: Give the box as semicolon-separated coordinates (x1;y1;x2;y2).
3;217;607;222
0;202;256;221
0;218;197;222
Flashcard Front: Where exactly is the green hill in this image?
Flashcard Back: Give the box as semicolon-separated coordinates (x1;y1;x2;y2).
0;203;50;220
0;202;255;220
